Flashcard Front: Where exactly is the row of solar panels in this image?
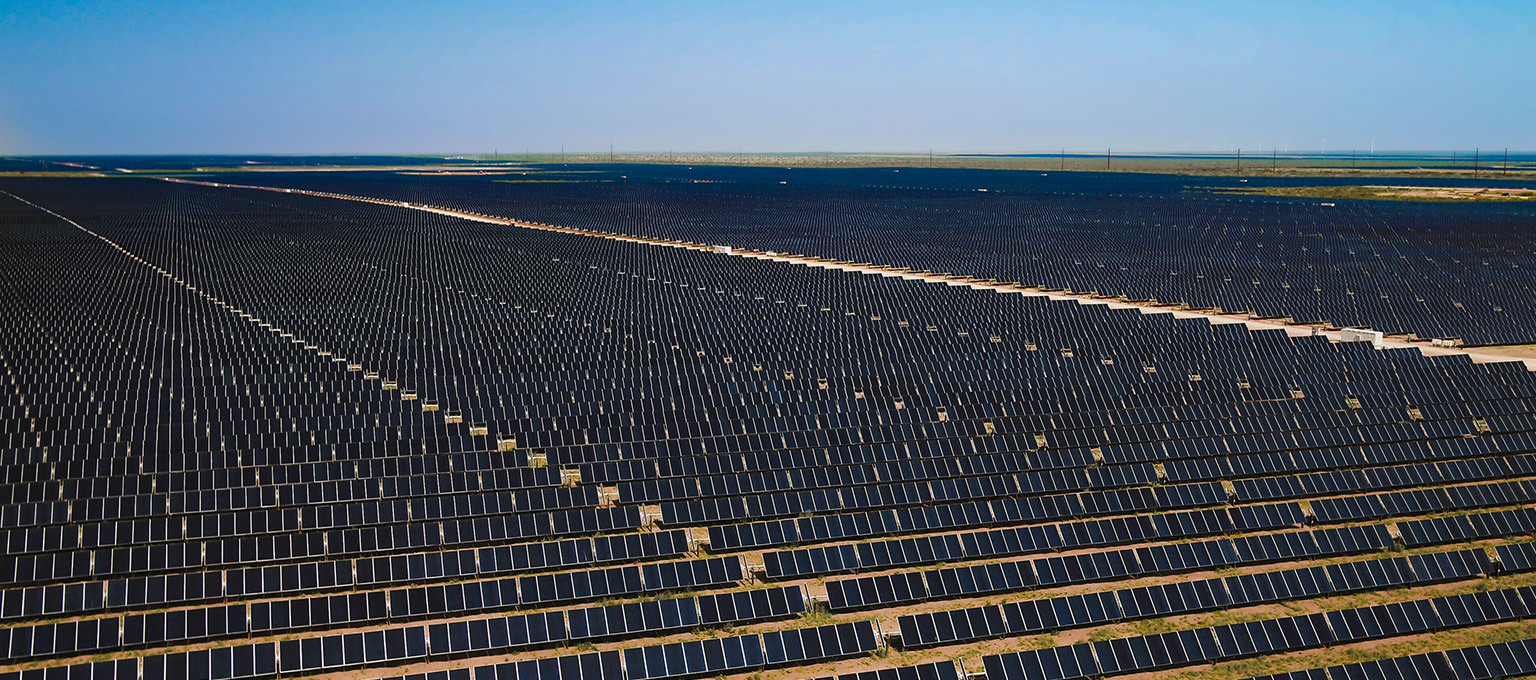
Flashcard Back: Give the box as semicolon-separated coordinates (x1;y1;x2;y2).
21;359;1499;475
1;553;739;633
9;392;1500;512
545;392;1534;472
20;393;1508;513
18;362;1462;457
577;429;1523;540
0;505;643;586
5;357;1486;476
826;522;1397;610
898;545;1492;647
661;469;1177;525
604;407;1513;506
1160;434;1528;484
706;433;1536;553
1399;508;1536;547
17;356;1501;453
619;456;1159;504
12;417;1511;552
13;330;1464;403
0;465;561;506
981;585;1534;680
10;370;1522;496
1189;425;1535;474
1230;454;1520;501
0;530;688;620
10;467;1501;626
429;378;1523;467
5;410;471;446
1311;479;1532;522
6;383;1505;494
707;481;1228;551
0;302;1420;382
4;466;1521;620
0;448;534;486
764;502;1302;579
0;583;803;662
565;386;1530;483
5;431;515;466
0;617;879;680
1113;429;1523;478
6;417;1523;531
1241;636;1536;680
809;660;960;680
0;485;600;544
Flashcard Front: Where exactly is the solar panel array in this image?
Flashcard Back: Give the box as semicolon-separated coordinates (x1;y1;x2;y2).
220;166;1536;345
1243;636;1536;680
1;167;1535;680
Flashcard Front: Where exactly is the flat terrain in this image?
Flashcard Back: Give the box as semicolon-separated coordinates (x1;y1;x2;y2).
2;165;1535;680
1223;185;1536;202
505;152;1536;180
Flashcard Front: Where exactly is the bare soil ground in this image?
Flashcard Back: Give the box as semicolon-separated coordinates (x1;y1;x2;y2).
1222;185;1536;202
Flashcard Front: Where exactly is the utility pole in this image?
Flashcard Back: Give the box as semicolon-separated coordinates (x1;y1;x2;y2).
561;145;565;164
1060;148;1065;171
1474;148;1479;179
1106;148;1111;171
1236;148;1241;174
1272;149;1277;171
610;142;614;163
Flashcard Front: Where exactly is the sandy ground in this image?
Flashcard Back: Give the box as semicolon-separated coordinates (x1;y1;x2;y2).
1226;185;1536;202
1370;186;1536;200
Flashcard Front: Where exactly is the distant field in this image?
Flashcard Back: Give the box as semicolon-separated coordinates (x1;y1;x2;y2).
1220;185;1536;202
0;171;108;177
10;153;1534;179
509;152;1536;179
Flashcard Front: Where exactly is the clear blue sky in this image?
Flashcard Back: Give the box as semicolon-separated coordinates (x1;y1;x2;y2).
1;0;1531;154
